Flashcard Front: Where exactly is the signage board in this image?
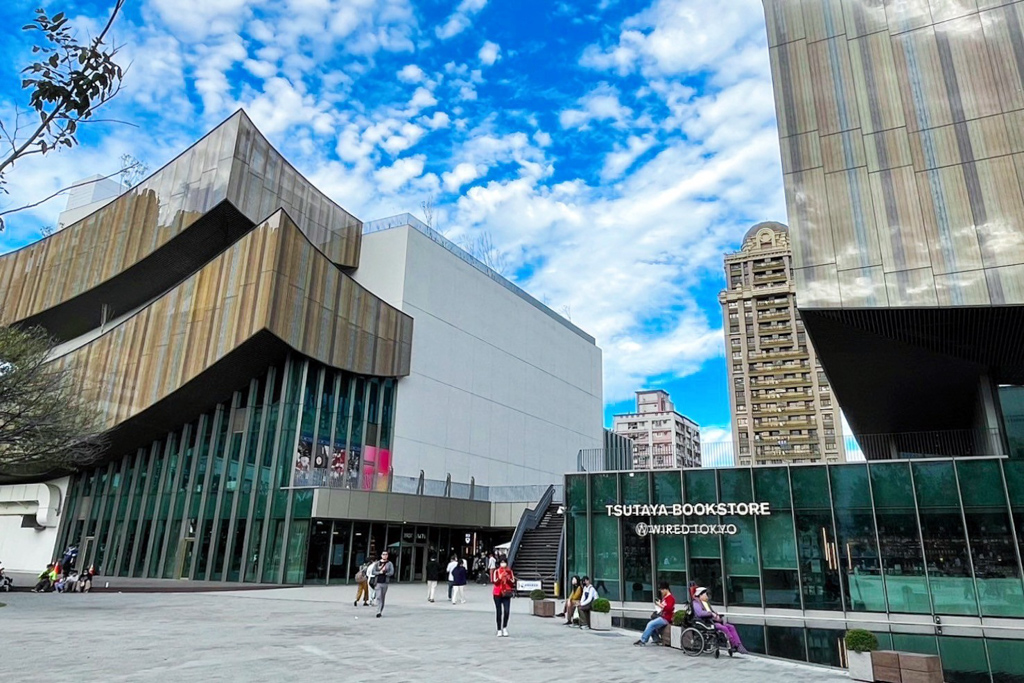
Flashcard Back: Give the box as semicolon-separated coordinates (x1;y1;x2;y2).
516;579;542;592
604;502;772;536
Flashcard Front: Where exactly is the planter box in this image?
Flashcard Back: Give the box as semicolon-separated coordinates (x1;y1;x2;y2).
873;651;903;683
848;651;875;682
670;625;683;649
590;610;611;631
532;599;555;617
899;653;942;683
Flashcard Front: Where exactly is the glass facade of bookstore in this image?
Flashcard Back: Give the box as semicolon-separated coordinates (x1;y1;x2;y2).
53;354;400;584
565;459;1024;683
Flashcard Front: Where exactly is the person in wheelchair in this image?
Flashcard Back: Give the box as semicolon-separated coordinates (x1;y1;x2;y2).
692;586;748;654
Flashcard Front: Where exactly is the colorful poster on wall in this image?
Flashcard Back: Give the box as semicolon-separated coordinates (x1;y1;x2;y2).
293;437;312;485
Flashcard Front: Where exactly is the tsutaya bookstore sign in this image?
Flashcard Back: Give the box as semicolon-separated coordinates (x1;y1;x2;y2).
605;503;771;537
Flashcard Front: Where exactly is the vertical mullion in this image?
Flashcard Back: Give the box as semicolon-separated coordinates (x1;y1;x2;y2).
111;450;143;577
997;459;1024;607
127;441;160;576
240;367;275;583
907;464;935;615
190;406;225;580
787;466;802;613
824;464;849;615
206;393;240;580
168;417;205;576
370;380;386;492
222;380;258;581
951;461;981;617
257;357;292;584
343;376;356;488
145;428;179;577
157;422;193;576
276;358;307;581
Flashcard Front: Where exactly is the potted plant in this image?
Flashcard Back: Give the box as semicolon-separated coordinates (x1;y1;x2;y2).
530;589;555;617
669;611;688;648
589;597;612;631
845;629;879;682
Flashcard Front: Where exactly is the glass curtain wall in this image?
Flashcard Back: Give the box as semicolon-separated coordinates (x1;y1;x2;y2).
54;355;398;585
565;459;1024;682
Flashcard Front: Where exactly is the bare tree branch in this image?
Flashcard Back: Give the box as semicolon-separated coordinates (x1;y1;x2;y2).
0;162;138;221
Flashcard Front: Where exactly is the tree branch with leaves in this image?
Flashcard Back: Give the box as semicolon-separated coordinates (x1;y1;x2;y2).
0;0;127;231
0;325;106;478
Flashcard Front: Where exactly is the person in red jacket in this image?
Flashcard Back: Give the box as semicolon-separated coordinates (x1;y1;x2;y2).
492;558;516;637
634;581;676;646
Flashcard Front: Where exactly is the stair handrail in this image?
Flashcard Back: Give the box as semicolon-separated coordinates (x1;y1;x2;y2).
554;522;565;599
507;484;555;567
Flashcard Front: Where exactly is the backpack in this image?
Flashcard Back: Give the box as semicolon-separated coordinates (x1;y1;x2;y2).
355;568;366;583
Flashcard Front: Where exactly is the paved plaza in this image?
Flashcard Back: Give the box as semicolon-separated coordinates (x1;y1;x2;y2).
3;584;849;683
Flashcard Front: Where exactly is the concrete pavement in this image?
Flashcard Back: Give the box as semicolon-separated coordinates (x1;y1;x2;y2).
2;583;850;683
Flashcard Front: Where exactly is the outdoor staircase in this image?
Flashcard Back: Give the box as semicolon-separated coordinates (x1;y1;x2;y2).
512;502;562;597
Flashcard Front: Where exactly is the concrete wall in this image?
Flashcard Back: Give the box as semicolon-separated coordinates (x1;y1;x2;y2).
0;477;69;572
354;225;603;488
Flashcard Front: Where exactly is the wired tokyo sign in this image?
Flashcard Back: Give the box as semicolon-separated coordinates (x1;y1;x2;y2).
605;503;772;537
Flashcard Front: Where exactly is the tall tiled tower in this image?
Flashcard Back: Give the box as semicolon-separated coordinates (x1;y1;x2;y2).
719;221;845;465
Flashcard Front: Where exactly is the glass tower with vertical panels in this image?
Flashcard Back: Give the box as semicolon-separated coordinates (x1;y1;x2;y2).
565;461;1024;683
54;355;396;584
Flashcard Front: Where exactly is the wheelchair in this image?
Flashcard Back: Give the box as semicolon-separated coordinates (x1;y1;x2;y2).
679;613;734;658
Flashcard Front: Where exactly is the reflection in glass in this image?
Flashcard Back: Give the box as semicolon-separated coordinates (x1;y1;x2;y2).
870;462;930;613
957;460;1024;617
767;625;807;661
832;465;884;612
622;518;653;602
793;466;841;610
592;515;620;601
914;462;978;616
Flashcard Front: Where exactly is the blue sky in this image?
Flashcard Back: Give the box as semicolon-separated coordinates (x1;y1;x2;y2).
0;0;787;442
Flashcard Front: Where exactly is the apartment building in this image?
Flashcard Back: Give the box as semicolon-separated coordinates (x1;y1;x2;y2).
611;390;701;469
718;222;844;465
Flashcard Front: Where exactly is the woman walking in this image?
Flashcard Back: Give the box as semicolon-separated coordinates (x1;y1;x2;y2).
492;558;515;637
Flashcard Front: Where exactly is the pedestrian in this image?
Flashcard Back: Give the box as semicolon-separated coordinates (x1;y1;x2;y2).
577;576;597;629
77;564;95;593
367;556;379;605
486;552;497;583
634;581;675;646
451;558;468;604
693;586;749;654
31;563;54;593
559;575;582;625
426;555;441;603
492;557;515;637
446;555;459;601
354;560;371;606
374;551;395;618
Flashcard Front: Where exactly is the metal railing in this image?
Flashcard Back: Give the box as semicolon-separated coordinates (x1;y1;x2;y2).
290;469;560;503
507;484;555;567
577;447;632;472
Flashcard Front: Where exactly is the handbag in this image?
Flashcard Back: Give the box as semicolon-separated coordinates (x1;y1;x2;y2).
501;588;514;599
369;576;378;589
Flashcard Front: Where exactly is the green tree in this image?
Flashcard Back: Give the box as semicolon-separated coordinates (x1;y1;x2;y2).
0;0;127;231
0;325;104;479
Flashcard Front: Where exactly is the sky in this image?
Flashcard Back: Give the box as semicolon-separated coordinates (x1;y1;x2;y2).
0;0;788;450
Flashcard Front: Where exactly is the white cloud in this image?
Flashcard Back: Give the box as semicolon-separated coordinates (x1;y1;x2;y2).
478;41;501;66
559;84;633;129
436;0;488;39
580;0;767;82
601;134;656;181
375;155;426;191
397;64;426;83
442;162;486;192
421;111;451;130
409;86;438;111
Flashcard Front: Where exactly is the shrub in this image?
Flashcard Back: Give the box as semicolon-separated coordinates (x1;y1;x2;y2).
529;589;546;601
592;597;611;613
845;629;878;653
672;611;687;627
